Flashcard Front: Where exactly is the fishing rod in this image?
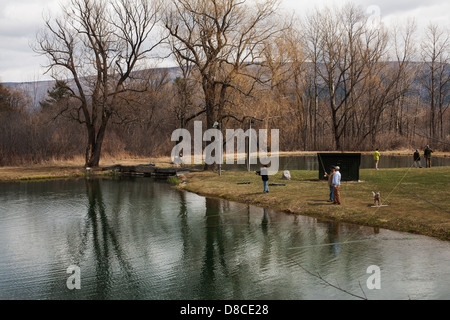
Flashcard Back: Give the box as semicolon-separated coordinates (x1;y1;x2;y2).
414;131;450;146
318;153;328;175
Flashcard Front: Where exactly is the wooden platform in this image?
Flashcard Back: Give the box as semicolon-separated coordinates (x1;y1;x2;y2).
102;164;186;177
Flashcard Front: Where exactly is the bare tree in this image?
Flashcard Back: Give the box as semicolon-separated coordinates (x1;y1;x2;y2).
164;0;287;131
170;44;205;129
302;10;326;150
421;23;450;139
352;19;417;148
262;26;309;149
34;0;165;167
304;4;390;150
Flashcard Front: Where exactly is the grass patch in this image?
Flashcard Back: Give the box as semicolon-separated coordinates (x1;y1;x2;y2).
179;167;450;241
167;176;182;186
17;174;83;181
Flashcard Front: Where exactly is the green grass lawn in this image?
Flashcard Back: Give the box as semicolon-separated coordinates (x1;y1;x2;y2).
180;167;450;240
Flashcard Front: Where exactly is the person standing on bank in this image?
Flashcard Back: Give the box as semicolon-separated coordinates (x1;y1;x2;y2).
332;166;342;205
256;165;269;194
413;149;422;168
324;166;336;202
424;145;434;168
374;149;381;170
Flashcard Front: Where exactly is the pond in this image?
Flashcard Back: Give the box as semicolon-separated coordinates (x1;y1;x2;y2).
0;177;449;300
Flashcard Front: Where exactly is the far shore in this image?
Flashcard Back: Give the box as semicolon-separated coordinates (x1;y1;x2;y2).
1;150;449;182
278;149;450;157
0;156;173;182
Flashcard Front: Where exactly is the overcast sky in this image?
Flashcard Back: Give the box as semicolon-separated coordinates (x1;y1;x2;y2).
0;0;449;83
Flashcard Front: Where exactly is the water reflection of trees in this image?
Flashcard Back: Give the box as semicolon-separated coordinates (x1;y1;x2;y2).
195;201;304;299
70;179;386;299
189;198;385;299
198;198;228;299
73;178;138;299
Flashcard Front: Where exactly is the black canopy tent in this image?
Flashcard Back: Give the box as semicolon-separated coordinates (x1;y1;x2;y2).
317;153;361;181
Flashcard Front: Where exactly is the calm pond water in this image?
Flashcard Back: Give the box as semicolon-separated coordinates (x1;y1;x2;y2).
226;154;450;172
0;177;449;300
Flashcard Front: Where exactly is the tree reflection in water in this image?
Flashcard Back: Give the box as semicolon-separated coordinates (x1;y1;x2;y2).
76;178;139;299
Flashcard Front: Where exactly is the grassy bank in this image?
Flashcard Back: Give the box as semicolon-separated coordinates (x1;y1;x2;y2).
178;167;450;241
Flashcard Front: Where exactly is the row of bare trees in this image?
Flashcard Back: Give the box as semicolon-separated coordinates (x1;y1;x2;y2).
166;1;449;152
0;0;449;167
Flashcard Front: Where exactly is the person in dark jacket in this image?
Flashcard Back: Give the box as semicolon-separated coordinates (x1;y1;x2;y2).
324;166;336;202
255;165;269;193
424;145;433;168
413;149;422;168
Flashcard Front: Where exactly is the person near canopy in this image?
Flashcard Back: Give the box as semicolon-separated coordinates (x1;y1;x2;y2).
332;166;342;205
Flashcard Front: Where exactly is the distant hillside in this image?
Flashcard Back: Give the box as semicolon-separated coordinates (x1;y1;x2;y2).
2;80;55;110
1;66;181;110
2;62;449;110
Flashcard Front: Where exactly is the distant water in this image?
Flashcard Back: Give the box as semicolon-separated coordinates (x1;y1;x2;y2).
0;177;449;300
225;154;450;172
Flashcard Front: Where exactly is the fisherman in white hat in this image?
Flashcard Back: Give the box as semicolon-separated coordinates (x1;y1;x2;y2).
332;166;341;205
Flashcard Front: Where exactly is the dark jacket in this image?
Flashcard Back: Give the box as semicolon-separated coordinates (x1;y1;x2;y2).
256;170;269;182
424;147;433;158
414;151;420;161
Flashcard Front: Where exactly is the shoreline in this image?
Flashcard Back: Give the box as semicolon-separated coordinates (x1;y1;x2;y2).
176;168;450;242
1;154;449;242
